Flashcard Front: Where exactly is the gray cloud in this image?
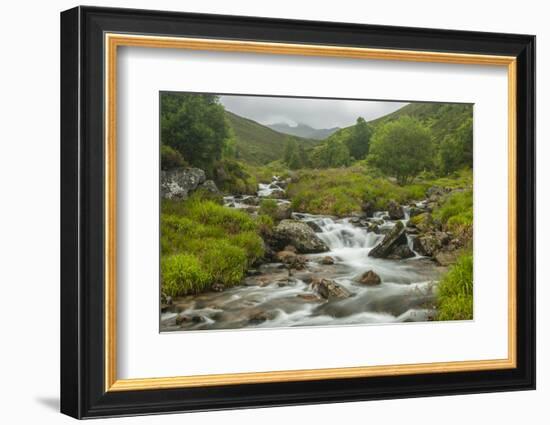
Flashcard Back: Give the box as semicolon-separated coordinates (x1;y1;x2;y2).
219;95;408;129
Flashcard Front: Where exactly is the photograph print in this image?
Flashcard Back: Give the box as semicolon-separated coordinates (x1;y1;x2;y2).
159;92;474;332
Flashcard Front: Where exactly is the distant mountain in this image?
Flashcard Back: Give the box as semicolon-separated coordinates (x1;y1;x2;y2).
267;123;340;140
225;111;321;165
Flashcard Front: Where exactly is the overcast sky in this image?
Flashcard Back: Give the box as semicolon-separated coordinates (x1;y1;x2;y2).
219;95;408;129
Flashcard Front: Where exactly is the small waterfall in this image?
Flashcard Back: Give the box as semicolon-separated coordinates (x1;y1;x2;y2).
258;176;283;197
302;216;380;250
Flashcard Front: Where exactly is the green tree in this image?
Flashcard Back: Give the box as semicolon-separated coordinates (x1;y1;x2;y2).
439;117;473;174
160;93;230;172
283;137;308;169
345;117;373;160
369;116;433;185
310;139;351;168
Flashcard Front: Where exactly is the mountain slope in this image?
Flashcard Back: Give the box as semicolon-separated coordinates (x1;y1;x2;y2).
267;123;340;140
226;111;320;164
328;102;473;145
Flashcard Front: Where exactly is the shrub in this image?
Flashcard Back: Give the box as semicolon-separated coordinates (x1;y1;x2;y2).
198;239;249;286
160;144;186;170
230;231;265;265
161;253;209;296
436;252;473;320
213;159;257;195
255;214;274;237
433;189;473;231
258;199;278;218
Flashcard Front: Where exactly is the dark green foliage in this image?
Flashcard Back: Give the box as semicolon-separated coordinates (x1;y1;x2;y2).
344;117;373;160
310;138;351;168
213;158;257;195
160;144;186;170
160;195;266;296
283;137;310;169
369;103;473;174
436;252;473;320
160;93;230;172
439;117;473;175
369;116;433;185
225;111;319;165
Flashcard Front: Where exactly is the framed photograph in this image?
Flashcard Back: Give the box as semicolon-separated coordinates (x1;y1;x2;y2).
60;6;535;419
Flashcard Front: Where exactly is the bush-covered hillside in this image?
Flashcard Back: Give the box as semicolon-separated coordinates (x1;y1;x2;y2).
225;111;320;164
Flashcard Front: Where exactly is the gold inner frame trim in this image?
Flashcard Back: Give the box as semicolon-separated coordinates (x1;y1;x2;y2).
104;33;518;392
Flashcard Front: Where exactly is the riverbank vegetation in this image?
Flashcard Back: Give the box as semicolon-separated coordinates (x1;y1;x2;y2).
161;195;269;296
436;251;474;320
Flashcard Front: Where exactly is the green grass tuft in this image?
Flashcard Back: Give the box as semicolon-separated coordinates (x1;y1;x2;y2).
160;194;265;296
436;252;473;321
432;189;473;231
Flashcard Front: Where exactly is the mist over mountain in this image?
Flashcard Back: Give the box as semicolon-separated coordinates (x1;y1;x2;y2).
267;122;340;140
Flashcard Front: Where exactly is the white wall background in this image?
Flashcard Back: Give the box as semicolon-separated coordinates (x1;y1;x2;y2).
0;0;545;423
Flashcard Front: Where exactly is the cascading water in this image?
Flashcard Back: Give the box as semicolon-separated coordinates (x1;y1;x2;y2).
162;176;442;332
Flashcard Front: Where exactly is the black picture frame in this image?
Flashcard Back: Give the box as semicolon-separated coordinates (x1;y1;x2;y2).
61;5;536;419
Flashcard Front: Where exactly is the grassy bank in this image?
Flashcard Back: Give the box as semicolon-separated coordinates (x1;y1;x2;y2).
287;166;472;217
432;188;473;232
436;251;473;320
161;195;270;296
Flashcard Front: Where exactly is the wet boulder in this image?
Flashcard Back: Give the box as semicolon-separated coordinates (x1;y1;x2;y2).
267;189;285;199
296;293;324;302
276;250;307;270
311;278;351;300
305;220;323;233
272;220;329;253
413;231;450;257
241;196;260;206
320;256;335;265
413;234;440;257
368;221;409;258
357;270;381;285
408;206;423;218
274;203;293;220
387;244;415;259
361;201;375;218
248;309;276;325
408;212;435;233
387;200;405;220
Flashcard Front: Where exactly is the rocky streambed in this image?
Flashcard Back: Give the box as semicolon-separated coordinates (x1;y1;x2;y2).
161;175;459;332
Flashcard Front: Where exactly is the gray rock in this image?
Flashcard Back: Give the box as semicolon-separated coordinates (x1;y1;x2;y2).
305;220;323;233
361;201;374;217
272;220;329;253
242;196;260;206
387;244;415;259
413;233;441;257
357;270;381;285
201;179;219;193
311;278;351;300
274;203;293;220
276;250;307;270
161;167;206;200
267;189;286;199
368;221;408;258
387;200;405;220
